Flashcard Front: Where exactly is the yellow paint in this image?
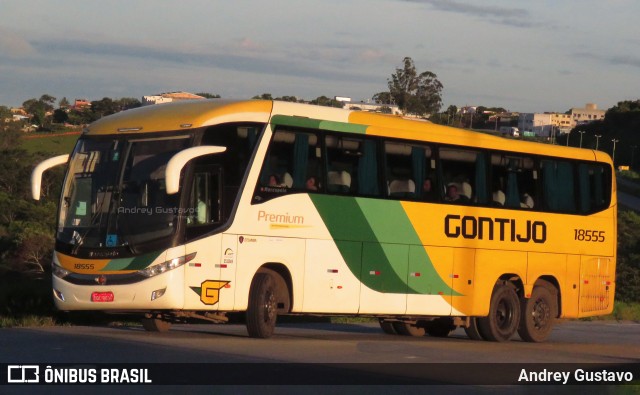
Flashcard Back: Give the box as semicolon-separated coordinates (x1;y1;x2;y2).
87;100;272;135
56;252;111;273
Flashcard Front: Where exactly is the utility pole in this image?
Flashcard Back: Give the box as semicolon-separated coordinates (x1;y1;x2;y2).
594;134;602;150
632;145;638;170
566;130;571;146
612;139;619;165
578;131;586;148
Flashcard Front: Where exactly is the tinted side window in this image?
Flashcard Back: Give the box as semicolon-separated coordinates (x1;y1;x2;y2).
541;159;576;213
385;142;436;201
325;135;380;197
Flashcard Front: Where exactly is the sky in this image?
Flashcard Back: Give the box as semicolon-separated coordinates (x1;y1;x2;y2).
1;0;639;113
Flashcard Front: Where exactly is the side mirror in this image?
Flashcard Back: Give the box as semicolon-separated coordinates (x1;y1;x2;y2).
165;146;226;194
31;154;69;200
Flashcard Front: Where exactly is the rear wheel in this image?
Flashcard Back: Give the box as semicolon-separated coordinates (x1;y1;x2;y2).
518;284;557;342
141;316;171;332
392;321;426;337
246;273;278;338
463;317;483;340
478;282;520;342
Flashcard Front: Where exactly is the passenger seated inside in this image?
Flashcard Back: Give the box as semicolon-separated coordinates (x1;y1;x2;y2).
445;183;469;203
268;174;281;186
421;178;438;201
305;176;318;191
521;192;534;209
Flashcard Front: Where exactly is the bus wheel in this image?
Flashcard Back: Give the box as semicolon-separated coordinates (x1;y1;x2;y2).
379;319;398;335
518;284;557;343
463;317;483;340
478;282;520;342
393;322;426;337
426;317;455;338
141;317;171;332
246;273;278;338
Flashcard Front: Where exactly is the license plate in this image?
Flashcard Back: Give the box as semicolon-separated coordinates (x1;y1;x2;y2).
91;292;114;302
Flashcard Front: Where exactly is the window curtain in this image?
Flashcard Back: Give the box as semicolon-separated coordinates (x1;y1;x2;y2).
292;133;309;188
505;158;520;208
411;147;425;199
358;140;379;196
474;153;488;204
578;163;590;213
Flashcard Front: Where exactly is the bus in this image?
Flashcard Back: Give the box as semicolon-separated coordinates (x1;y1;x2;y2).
31;99;616;342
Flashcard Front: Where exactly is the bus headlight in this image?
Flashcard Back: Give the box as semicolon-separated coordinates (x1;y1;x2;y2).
139;253;196;278
52;263;71;279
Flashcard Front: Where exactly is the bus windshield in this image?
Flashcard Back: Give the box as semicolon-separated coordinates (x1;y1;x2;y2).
58;136;192;249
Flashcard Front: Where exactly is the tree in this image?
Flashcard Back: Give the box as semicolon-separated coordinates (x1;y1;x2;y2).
372;92;393;105
310;96;343;108
195;92;221;99
252;93;273;100
117;97;142;111
22;94;57;129
59;97;70;109
382;57;443;117
52;109;69;124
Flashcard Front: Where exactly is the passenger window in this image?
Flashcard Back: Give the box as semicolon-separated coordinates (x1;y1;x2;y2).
325;136;379;197
541;159;576;213
254;129;320;203
385;142;436;201
490;154;537;209
578;163;611;213
439;148;485;205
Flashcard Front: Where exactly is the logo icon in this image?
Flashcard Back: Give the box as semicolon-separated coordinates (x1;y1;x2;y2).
7;365;40;383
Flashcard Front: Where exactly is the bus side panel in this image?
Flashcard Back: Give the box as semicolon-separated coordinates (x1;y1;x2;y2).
472;249;527;317
302;239;360;314
563;255;581;317
526;252;566;298
359;242;408;315
406;245;453;316
184;236;222;310
578;256;615;317
451;248;476;316
234;235;305;312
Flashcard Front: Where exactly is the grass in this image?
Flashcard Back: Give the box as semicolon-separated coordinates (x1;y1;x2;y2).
21;132;80;154
581;301;640;322
0;315;60;328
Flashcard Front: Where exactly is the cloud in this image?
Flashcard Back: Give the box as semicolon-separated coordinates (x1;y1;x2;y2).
0;28;36;58
575;51;640;69
397;0;536;27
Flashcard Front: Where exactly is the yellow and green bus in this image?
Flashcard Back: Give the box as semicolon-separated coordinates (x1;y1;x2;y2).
31;100;616;342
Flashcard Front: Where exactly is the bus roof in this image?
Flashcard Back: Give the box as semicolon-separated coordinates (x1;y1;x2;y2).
85;99;610;165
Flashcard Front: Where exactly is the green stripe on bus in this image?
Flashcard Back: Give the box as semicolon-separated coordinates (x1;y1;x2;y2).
309;195;458;295
310;195;460;296
270;115;367;134
102;251;163;271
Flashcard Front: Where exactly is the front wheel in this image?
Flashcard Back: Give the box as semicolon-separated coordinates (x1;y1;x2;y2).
518;284;557;342
478;282;520;342
246;273;278;338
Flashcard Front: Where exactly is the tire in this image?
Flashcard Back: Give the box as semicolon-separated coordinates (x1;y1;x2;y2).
392;321;426;337
426;317;455;338
246;273;278;338
464;317;483;340
141;317;171;332
478;282;521;342
379;319;398;335
518;284;557;343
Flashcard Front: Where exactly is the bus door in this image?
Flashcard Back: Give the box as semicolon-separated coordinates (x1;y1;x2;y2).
183;165;233;311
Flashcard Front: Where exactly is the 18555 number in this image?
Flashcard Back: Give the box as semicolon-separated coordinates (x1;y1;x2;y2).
574;229;605;242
